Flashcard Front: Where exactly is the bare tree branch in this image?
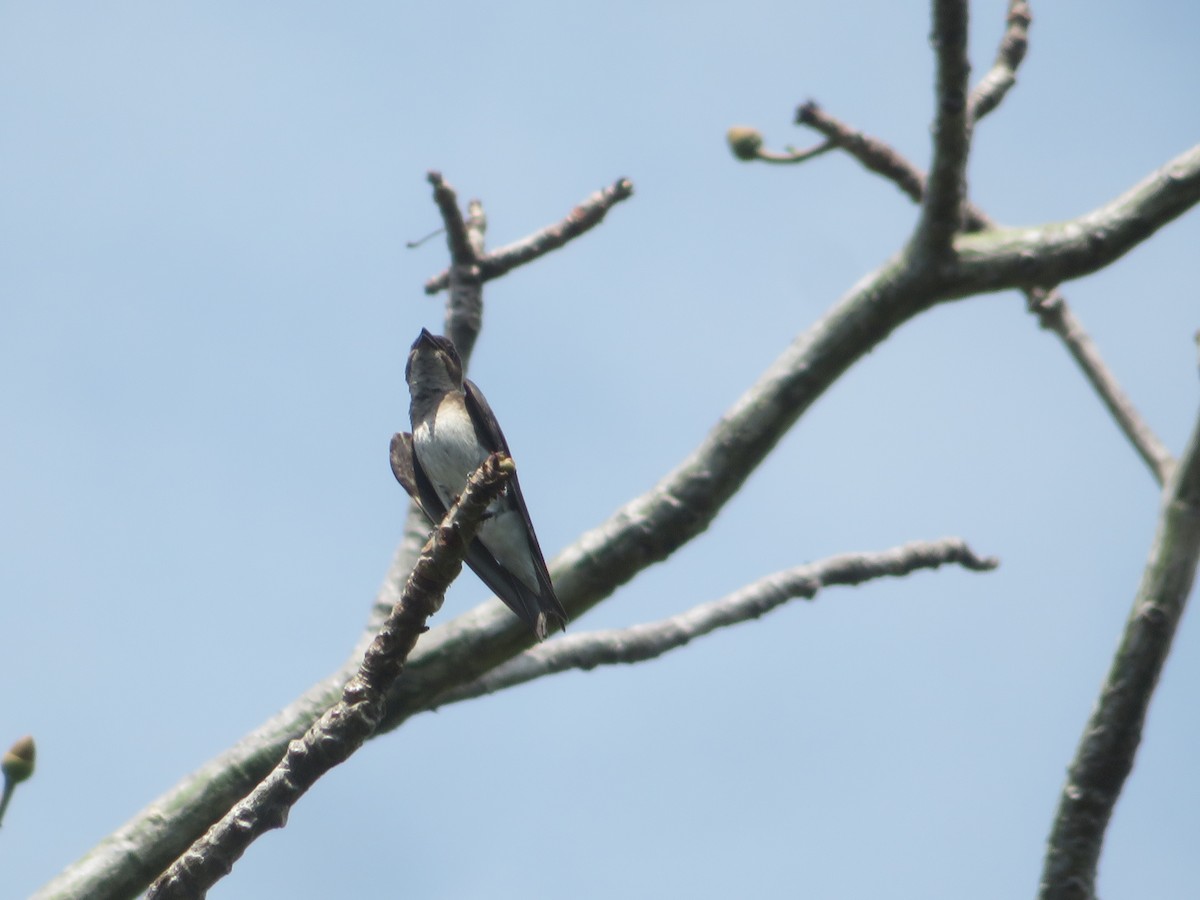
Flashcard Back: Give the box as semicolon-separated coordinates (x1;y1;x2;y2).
422;171;489;362
789;14;1200;296
969;0;1032;122
38;134;1200;900
796;101;925;205
949;144;1200;293
442;196;486;364
146;454;515;900
1040;402;1200;900
793;102;1176;485
1027;288;1175;484
381;144;1200;736
426;170;476;268
915;0;973;256
36;3;1200;892
792;98;1178;485
434;539;998;706
794;100;989;231
423;178;634;295
32;170;637;900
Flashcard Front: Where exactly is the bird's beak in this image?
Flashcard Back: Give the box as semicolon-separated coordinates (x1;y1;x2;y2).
413;327;437;351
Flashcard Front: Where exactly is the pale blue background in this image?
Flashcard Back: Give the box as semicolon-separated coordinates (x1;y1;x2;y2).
2;2;1198;898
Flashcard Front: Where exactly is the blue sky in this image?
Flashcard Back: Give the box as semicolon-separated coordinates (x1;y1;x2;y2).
2;2;1198;898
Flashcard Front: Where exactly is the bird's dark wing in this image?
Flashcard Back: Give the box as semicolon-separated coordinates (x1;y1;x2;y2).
401;410;562;639
461;378;513;456
389;432;421;501
391;430;450;527
464;379;568;634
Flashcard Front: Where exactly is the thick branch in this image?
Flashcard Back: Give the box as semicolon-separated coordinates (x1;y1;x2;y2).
1027;288;1175;484
969;0;1032;122
949;144;1200;294
146;455;514;900
435;539;998;705
915;0;973;256
424;178;634;295
1040;405;1200;900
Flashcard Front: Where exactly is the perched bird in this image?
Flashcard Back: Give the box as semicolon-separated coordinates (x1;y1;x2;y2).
398;328;567;639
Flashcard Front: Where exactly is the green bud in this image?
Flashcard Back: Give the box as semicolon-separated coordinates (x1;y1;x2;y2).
2;735;35;784
726;126;764;161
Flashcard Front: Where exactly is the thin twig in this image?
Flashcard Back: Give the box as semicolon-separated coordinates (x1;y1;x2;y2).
405;226;445;249
146;455;515;900
757;140;838;165
796;101;924;204
434;539;998;705
426;171;475;267
1027;288;1175;484
1040;404;1200;900
423;178;634;295
969;0;1032;123
795;101;990;231
916;0;973;255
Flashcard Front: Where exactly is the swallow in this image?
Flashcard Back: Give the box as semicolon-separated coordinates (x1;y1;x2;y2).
395;328;567;639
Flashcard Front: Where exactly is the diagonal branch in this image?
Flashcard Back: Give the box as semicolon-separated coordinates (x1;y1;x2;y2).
949;144;1200;293
1026;288;1175;484
795;101;989;231
915;0;973;256
1040;402;1200;900
146;454;515;900
434;538;998;706
796;101;925;205
969;0;1032;123
424;178;634;295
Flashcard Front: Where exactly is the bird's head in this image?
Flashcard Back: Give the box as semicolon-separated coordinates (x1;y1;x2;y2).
405;328;464;395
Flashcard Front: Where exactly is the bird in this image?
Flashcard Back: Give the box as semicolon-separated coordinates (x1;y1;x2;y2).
396;328;567;639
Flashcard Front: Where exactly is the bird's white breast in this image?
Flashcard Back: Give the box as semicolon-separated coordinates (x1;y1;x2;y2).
413;394;489;509
412;393;540;593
